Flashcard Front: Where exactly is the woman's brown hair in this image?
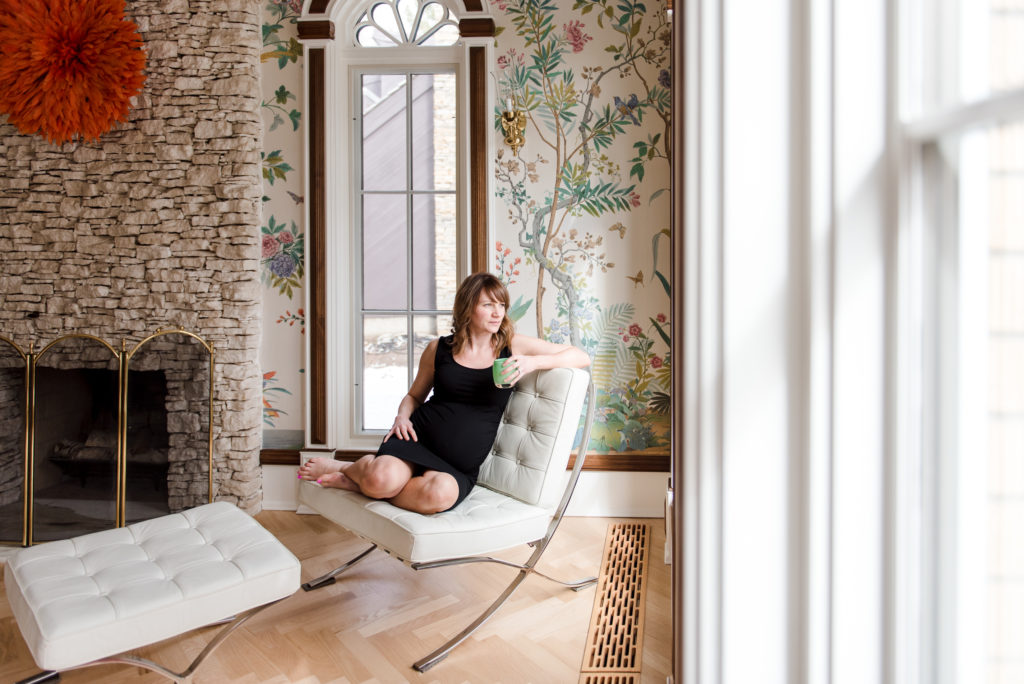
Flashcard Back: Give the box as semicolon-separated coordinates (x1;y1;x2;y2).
449;272;515;357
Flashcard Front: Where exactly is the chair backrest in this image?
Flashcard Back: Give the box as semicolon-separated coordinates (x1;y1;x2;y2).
477;367;590;509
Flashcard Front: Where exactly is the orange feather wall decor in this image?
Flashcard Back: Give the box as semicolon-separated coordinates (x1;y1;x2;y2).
0;0;146;145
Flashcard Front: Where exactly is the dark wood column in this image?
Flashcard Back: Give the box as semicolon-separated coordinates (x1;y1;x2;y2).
306;46;327;446
460;18;495;274
469;44;488;274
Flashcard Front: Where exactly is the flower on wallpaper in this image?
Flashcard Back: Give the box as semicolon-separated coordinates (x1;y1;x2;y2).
262;85;301;131
262;0;302;68
261;149;293;185
496;48;524;71
262;370;291;427
261;215;304;298
277;308;305;334
495;240;522;285
658;68;671;89
563;20;592;53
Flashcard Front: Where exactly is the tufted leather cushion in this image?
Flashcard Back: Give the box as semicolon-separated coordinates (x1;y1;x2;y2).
300;482;552;562
4;501;301;671
299;367;590;563
478;367;589;508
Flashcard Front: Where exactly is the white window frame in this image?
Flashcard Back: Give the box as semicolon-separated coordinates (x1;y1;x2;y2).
901;0;1024;681
305;0;473;452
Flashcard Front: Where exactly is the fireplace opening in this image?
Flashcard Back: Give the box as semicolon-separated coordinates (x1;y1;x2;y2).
32;368;171;541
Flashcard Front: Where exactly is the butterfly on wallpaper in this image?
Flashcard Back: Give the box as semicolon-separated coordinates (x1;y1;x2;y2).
613;94;640;125
608;222;627;238
627;270;644;287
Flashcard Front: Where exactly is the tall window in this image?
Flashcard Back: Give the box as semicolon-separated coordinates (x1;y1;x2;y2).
906;0;1024;680
355;65;458;432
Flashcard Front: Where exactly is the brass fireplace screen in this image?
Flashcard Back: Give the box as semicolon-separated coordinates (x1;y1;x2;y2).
0;329;214;546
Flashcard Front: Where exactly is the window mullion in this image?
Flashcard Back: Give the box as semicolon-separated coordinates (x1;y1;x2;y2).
407;70;416;389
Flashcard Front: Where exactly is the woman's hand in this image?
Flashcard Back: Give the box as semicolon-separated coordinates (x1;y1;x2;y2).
504;354;540;386
386;415;418;441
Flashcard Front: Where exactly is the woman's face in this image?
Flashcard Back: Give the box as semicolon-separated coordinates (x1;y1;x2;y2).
470;289;507;334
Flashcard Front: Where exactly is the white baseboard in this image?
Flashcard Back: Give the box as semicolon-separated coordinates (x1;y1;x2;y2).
261;464;669;518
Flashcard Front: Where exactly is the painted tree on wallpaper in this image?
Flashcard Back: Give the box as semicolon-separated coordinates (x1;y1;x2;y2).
260;0;305;432
496;0;672;452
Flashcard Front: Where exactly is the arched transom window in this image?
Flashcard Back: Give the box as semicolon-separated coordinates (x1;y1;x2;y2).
354;0;460;47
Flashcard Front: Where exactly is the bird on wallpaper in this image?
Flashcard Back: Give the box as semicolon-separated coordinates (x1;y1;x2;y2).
627;270;644;287
287;191;304;204
613;94;640;125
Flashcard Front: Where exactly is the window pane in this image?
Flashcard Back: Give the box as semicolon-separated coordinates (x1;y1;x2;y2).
421;23;459;47
363;193;408;309
363;315;409;431
412;72;456;191
985;120;1024;684
921;0;1024;109
412;192;457;310
362;74;407;191
356;25;398;47
371;2;403;40
414;315;450;354
396;0;417;39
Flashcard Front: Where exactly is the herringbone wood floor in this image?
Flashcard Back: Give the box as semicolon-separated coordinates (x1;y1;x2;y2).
0;511;671;684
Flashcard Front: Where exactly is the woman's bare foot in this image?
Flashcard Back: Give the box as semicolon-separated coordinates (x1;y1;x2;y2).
297;457;362;492
317;471;360;491
297;457;344;481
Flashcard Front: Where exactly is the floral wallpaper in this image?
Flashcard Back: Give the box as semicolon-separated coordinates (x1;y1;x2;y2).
493;0;672;453
260;0;305;445
257;0;672;457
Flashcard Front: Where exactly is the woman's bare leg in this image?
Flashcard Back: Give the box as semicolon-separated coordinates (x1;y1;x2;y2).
324;454;414;499
299;455;458;512
388;470;460;514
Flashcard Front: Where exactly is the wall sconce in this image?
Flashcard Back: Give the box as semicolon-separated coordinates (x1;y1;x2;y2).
500;97;526;156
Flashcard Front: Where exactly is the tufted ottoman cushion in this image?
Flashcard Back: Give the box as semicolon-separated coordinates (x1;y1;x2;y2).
4;501;300;672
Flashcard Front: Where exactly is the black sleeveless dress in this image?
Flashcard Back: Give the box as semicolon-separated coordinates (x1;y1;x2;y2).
376;335;513;510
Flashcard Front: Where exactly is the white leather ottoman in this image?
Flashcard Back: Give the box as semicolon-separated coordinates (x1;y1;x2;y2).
4;501;300;683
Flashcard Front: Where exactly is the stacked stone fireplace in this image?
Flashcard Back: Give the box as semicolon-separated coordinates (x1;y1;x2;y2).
0;0;266;513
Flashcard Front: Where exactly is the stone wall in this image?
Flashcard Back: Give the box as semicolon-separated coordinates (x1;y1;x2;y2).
0;0;265;512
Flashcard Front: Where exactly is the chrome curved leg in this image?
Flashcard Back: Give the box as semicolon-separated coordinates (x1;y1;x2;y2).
302;544;377;590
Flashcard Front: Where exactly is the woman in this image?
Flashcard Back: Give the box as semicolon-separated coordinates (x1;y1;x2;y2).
298;272;590;514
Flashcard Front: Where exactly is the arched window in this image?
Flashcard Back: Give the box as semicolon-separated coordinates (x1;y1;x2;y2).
354;0;460;47
297;0;493;450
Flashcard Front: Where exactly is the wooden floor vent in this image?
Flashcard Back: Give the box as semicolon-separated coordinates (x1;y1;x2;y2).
579;522;651;684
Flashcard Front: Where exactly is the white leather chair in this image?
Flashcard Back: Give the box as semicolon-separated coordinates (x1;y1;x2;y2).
298;367;596;671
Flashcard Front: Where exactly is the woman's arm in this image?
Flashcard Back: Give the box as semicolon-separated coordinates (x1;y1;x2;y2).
385;339;437;441
506;333;590;384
